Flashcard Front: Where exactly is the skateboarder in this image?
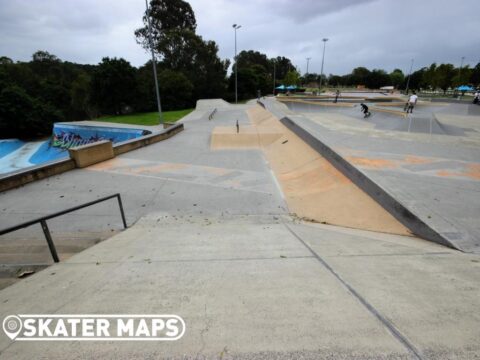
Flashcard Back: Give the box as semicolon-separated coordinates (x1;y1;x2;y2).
360;103;371;118
406;91;418;113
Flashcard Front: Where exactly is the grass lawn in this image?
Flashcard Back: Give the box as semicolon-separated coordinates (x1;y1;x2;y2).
97;109;193;126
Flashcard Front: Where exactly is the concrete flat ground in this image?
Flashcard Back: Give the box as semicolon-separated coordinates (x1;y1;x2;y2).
0;100;479;359
272;99;480;253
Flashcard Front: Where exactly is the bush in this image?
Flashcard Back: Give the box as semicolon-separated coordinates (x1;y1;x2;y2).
0;85;63;139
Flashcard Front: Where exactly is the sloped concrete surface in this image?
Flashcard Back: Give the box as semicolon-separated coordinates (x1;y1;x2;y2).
265;98;480;253
0;215;479;359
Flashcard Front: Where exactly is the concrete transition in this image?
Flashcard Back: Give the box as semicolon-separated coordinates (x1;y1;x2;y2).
265;97;480;252
0;98;479;359
212;105;411;236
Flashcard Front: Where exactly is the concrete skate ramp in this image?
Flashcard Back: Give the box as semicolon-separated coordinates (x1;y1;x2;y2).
196;99;232;110
283;100;472;136
211;126;283;149
212;105;411;235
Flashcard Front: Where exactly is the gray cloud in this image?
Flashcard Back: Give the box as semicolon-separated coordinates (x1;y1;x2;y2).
0;0;478;75
266;0;378;22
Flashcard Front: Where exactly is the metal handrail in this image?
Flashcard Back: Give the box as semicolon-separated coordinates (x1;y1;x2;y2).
0;193;127;263
208;108;217;120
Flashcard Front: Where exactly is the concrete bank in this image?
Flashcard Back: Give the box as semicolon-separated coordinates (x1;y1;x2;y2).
261;98;480;252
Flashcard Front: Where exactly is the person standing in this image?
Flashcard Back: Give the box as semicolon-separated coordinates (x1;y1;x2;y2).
473;90;479;104
406;91;418;113
333;89;340;103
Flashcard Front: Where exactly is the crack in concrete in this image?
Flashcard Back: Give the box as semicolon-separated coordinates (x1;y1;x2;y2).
283;221;424;360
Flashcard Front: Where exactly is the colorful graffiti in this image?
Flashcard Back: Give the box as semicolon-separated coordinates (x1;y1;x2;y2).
1;123;152;175
52;124;151;149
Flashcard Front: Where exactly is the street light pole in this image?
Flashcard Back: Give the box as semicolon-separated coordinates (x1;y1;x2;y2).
233;24;241;104
306;57;311;76
273;59;276;96
319;38;328;90
145;0;162;123
405;58;414;95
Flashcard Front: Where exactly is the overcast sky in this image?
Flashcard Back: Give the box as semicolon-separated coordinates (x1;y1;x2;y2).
1;0;479;75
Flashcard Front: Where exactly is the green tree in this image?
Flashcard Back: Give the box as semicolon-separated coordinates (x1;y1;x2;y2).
70;72;93;118
283;70;300;86
236;50;270;72
406;67;426;91
90;57;137;115
0;85;62;138
229;67;260;100
158;69;193;110
135;0;196;52
365;69;390;89
422;63;437;89
452;66;472;87
470;63;480;87
434;64;455;93
351;67;371;86
272;56;294;81
134;0;227;105
389;69;404;89
0;56;13;65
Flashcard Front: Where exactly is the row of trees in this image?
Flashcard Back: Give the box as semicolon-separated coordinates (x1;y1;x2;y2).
298;63;480;92
2;0;480;139
0;0;296;139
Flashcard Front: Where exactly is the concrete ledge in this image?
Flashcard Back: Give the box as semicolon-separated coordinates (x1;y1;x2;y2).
279;116;457;250
68;140;114;168
0;158;76;193
163;122;176;129
114;123;183;155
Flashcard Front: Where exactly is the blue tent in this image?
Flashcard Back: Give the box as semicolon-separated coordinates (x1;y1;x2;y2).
457;85;474;91
275;85;286;90
286;85;297;90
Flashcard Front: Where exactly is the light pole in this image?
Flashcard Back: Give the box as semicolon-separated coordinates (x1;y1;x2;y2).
232;24;241;104
145;0;162;123
306;57;311;76
272;59;276;96
319;38;328;90
405;58;414;95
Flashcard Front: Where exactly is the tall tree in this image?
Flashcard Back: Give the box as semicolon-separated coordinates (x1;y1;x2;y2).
434;63;455;93
470;63;480;87
389;69;405;89
134;0;227;106
283;70;300;86
272;56;294;81
90;57;137;115
351;67;371;85
135;0;196;55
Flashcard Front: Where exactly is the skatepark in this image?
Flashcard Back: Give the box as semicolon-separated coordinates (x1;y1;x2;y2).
0;97;479;359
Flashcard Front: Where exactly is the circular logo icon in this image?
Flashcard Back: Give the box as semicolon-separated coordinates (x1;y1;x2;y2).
3;315;22;340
